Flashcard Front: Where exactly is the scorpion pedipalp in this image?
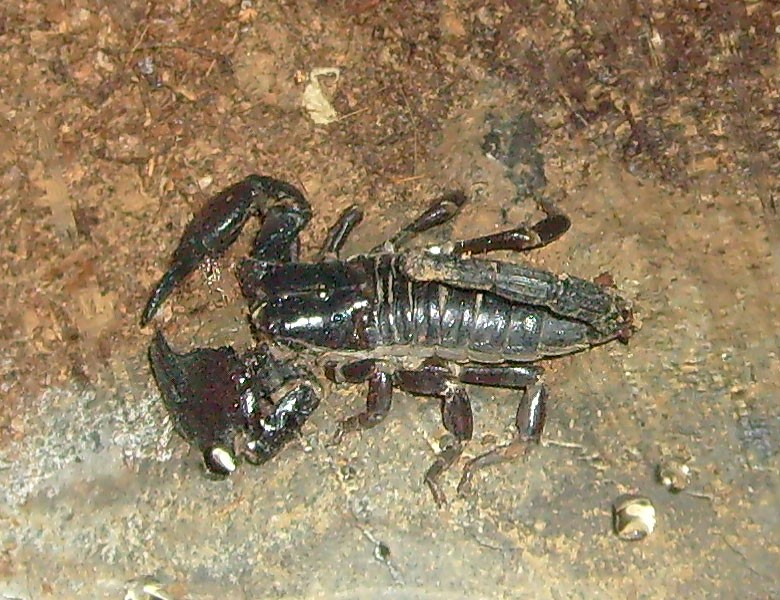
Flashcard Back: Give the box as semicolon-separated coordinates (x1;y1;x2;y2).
148;330;247;472
141;175;313;325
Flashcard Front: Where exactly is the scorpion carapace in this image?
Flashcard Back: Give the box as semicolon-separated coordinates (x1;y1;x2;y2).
142;175;633;505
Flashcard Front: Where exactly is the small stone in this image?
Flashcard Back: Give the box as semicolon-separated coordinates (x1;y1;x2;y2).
656;458;691;493
612;494;656;541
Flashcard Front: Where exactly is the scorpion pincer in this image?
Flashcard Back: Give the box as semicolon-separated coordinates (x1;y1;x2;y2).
141;175;633;505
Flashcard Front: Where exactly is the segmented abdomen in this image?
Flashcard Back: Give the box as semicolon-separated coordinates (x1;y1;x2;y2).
370;254;593;362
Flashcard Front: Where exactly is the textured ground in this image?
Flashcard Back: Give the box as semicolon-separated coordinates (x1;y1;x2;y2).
1;1;778;598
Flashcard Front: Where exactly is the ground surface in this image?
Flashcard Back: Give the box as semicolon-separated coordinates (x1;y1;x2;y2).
1;1;779;599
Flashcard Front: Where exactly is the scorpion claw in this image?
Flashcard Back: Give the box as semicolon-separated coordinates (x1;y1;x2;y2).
148;330;247;474
141;262;195;326
140;176;266;325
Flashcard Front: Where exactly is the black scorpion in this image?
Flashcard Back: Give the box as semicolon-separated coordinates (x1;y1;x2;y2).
141;175;633;505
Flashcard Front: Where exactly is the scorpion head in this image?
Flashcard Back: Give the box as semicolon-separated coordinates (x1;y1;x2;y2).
149;331;248;477
254;288;377;350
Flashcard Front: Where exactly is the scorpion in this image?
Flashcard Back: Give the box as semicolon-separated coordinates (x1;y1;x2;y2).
141;175;633;505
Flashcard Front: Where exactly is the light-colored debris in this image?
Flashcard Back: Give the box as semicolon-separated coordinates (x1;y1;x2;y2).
302;67;341;125
612;494;657;541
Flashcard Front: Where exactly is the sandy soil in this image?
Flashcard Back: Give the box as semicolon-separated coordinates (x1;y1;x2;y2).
0;1;778;598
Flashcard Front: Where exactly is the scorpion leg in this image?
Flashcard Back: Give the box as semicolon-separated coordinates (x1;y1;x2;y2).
395;358;474;506
451;200;570;255
316;205;364;261
141;175;311;325
457;364;543;388
371;191;468;253
325;359;394;443
399;361;547;500
457;383;548;497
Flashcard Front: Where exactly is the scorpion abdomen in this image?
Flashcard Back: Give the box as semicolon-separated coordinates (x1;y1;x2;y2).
370;254;595;363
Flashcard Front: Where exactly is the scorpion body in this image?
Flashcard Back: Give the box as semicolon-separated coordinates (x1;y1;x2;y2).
141;175;632;505
246;252;620;364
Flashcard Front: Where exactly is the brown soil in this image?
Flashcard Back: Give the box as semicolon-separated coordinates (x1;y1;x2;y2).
1;1;778;598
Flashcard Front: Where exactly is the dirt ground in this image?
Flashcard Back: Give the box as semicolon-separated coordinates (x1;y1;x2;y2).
1;1;778;598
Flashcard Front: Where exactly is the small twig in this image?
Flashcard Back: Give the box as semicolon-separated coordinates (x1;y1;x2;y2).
390;173;428;185
720;534;773;580
544;438;609;471
212;495;245;517
348;510;404;585
123;1;155;67
335;106;371;122
316;428;403;586
543;439;585;450
466;530;518;553
683;490;715;503
556;90;588;128
398;83;419;176
204;58;218;79
125;22;151;67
